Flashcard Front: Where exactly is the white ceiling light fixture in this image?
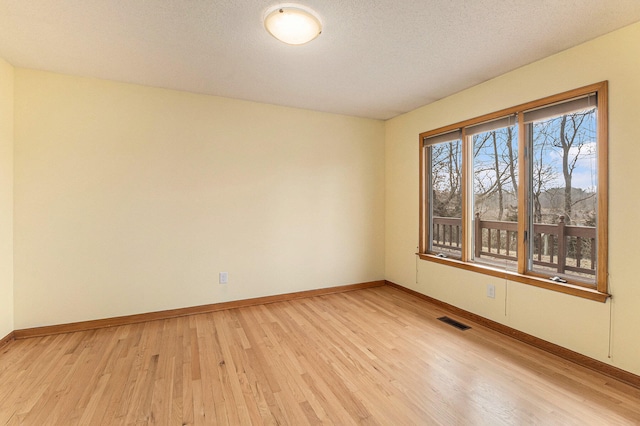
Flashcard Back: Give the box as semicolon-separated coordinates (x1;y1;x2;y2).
264;4;322;45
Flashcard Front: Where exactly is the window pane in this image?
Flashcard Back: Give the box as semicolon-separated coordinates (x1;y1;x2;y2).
471;124;518;270
428;139;462;258
527;104;597;284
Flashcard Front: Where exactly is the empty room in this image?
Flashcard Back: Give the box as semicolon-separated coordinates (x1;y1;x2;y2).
1;1;640;424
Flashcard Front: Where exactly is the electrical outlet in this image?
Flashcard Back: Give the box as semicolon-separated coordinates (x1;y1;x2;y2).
487;284;496;299
219;272;228;284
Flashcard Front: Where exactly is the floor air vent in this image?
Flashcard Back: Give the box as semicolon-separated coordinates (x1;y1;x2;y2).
437;316;471;331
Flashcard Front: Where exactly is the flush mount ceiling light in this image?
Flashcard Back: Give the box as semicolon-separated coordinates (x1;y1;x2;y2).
264;4;322;45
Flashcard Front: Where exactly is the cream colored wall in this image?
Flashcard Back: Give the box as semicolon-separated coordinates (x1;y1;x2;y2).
0;58;14;338
13;69;385;329
386;22;640;376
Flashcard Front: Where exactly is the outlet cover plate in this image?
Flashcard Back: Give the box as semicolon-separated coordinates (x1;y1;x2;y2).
487;284;496;298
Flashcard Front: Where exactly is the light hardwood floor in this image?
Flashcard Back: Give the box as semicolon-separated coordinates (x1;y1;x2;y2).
1;286;640;425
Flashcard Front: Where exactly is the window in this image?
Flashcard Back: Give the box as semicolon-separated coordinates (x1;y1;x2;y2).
469;116;518;270
425;131;463;259
419;83;608;301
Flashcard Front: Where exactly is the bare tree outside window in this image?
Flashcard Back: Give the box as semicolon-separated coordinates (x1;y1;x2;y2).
472;125;518;269
528;106;597;283
429;139;462;258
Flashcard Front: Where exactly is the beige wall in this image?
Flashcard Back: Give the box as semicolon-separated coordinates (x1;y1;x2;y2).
0;58;14;338
385;21;640;376
13;70;385;329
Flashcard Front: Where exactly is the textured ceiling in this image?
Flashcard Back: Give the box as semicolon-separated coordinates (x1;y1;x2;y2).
1;1;640;120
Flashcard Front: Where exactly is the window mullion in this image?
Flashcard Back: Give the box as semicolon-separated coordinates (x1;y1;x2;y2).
461;129;470;262
517;112;528;274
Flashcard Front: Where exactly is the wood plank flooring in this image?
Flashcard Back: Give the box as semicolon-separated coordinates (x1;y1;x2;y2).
1;285;640;425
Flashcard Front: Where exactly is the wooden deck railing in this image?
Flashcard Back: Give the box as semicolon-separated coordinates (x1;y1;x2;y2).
432;217;462;251
432;215;596;276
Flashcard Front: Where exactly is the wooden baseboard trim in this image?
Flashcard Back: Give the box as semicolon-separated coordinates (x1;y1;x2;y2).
13;280;385;340
0;331;15;351
385;280;640;390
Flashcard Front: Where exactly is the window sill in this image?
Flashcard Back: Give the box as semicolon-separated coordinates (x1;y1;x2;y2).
417;253;610;303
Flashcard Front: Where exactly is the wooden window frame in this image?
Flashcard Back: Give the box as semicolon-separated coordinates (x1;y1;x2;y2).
418;82;609;302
